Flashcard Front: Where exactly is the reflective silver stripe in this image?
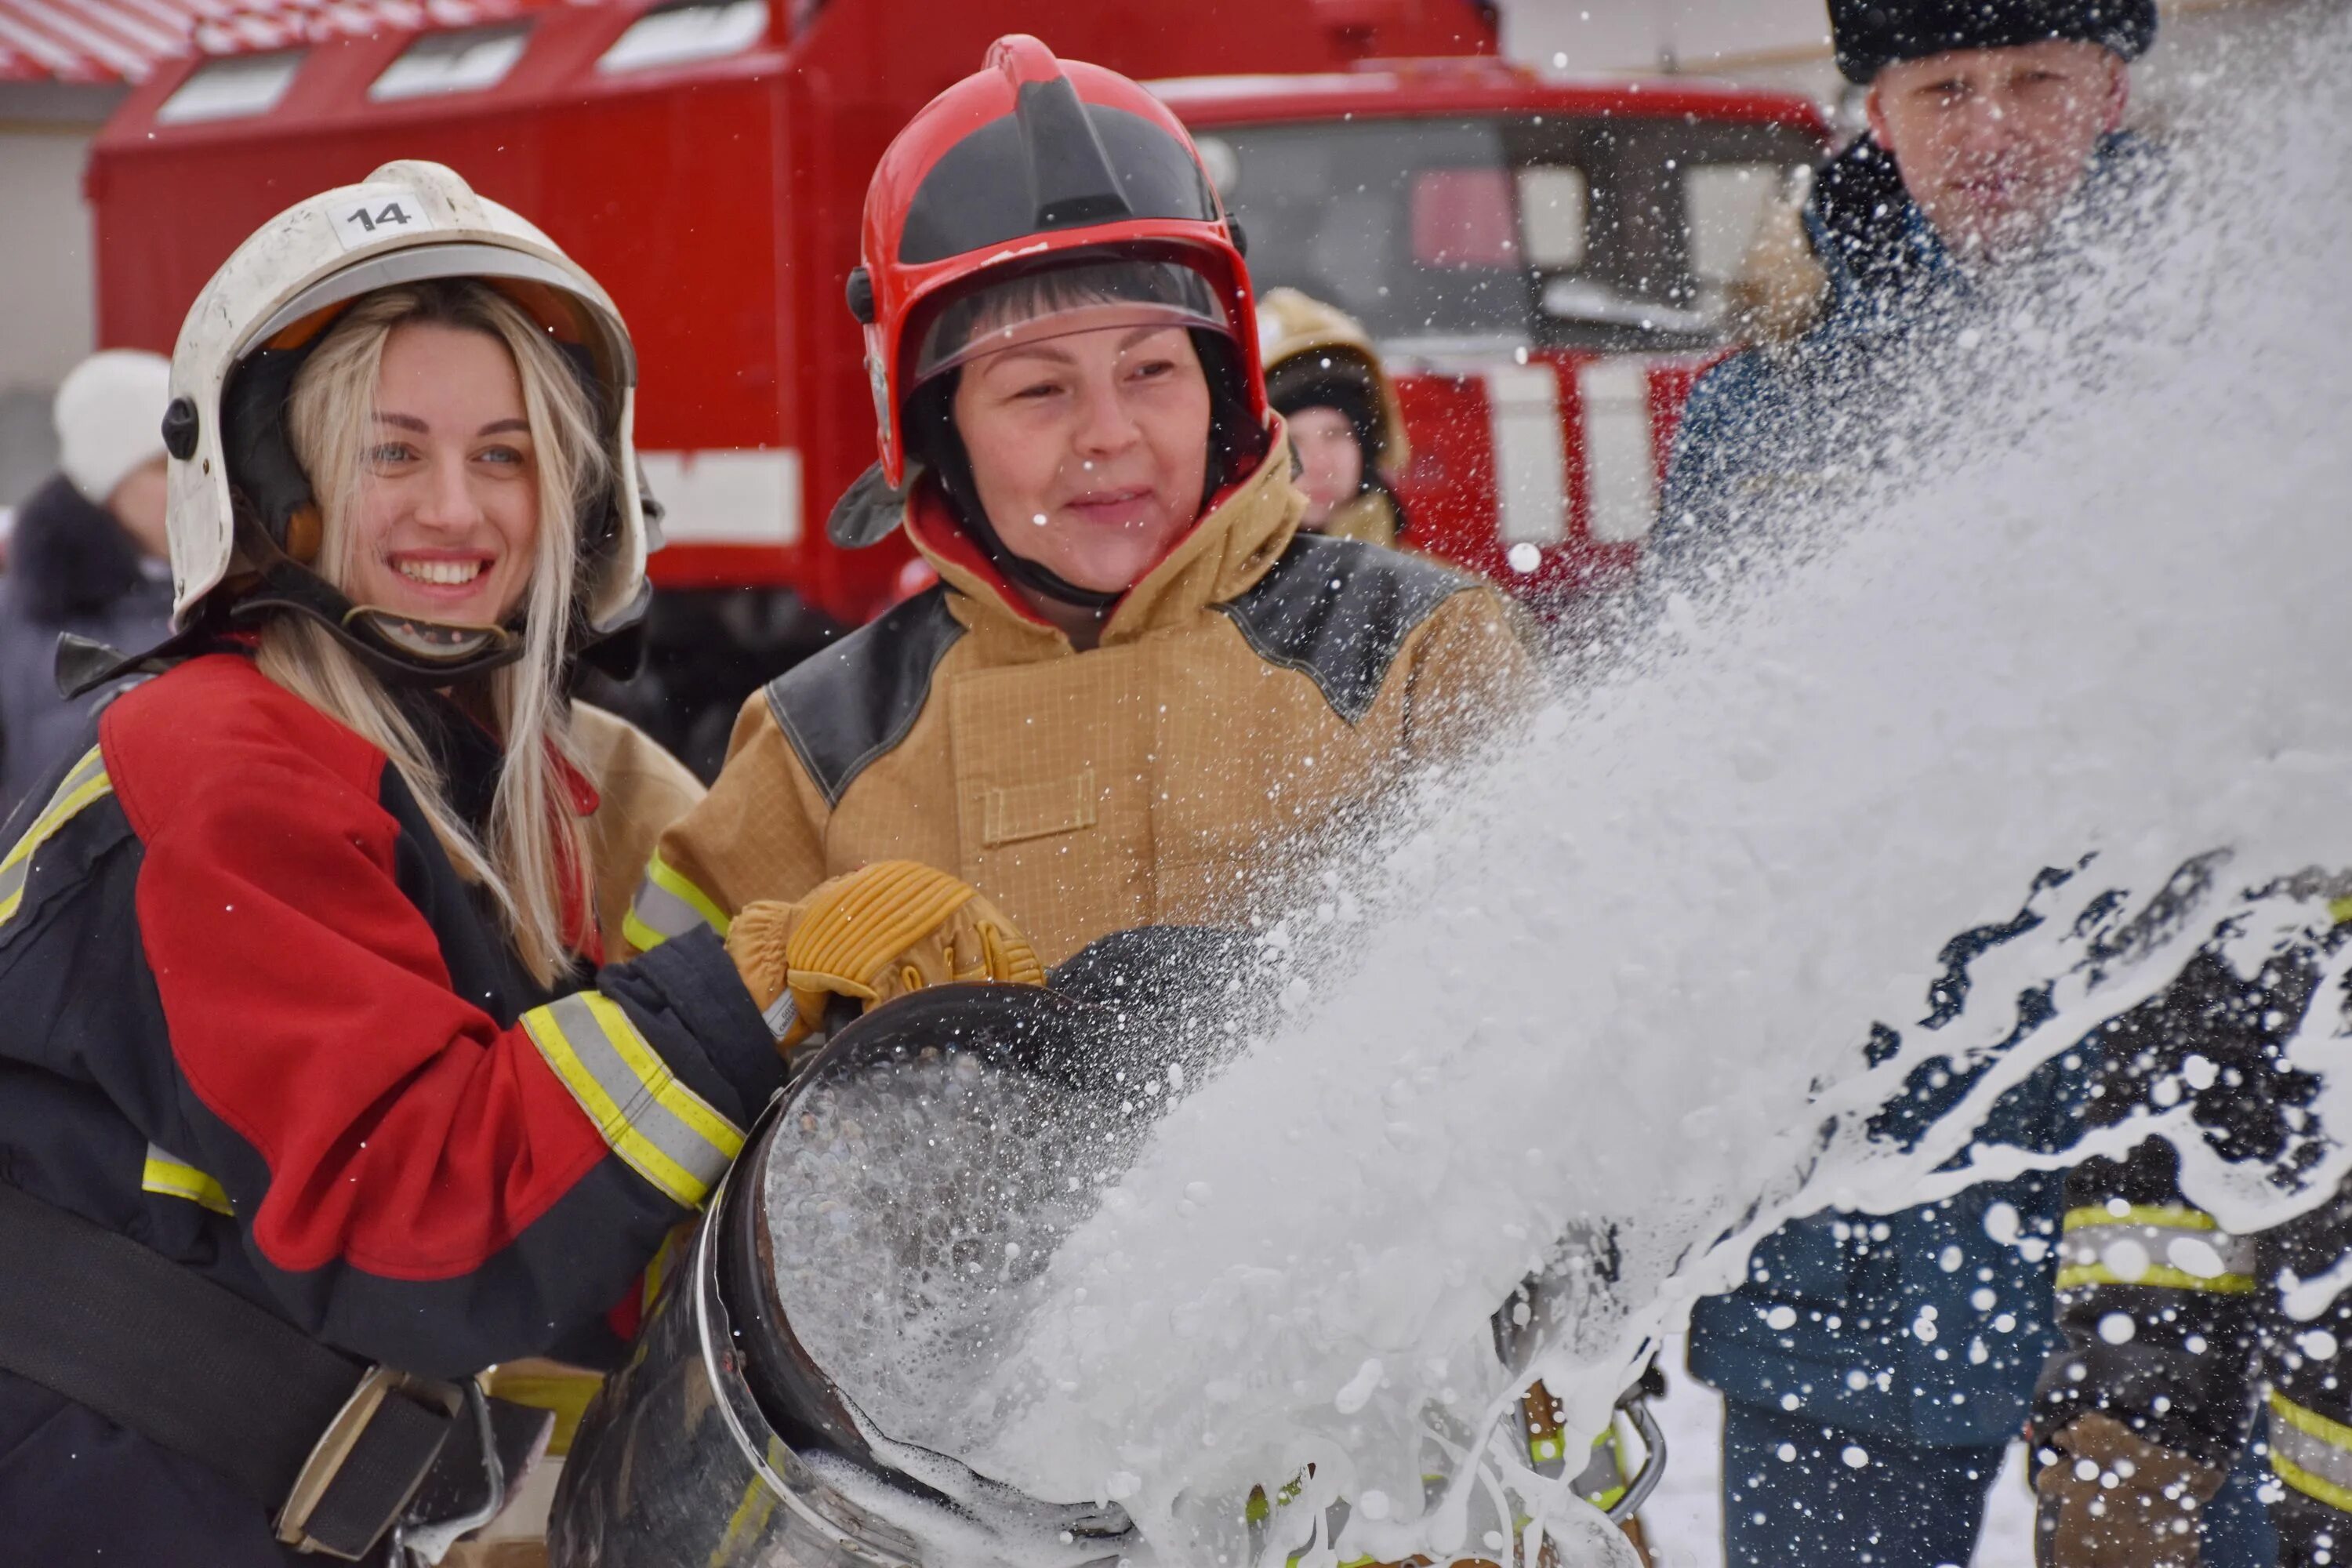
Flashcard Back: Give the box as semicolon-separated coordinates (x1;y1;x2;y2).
2057;1222;2256;1290
1568;1432;1621;1497
1577;358;1660;543
2270;1396;2352;1508
620;855;727;953
1481;363;1568;546
625;876;708;944
0;746;111;924
520;992;743;1210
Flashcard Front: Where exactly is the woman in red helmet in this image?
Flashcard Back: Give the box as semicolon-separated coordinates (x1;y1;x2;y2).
623;37;1532;1024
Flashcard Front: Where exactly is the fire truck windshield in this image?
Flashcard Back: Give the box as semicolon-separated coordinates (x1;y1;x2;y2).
1196;114;1820;354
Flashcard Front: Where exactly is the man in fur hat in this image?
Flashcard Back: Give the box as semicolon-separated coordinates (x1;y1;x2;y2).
1655;5;2271;1566
1655;0;2158;564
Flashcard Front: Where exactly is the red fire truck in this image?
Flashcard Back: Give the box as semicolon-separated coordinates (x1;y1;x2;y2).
86;0;1825;768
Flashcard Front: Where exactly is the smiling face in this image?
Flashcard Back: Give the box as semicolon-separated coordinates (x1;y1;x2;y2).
950;324;1213;595
1868;40;2129;259
340;321;542;626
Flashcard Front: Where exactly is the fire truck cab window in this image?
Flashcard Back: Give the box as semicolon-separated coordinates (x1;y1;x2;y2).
370;24;531;102
155;50;304;125
599;0;769;74
1411;167;1516;269
1517;165;1590;270
1211;114;1817;352
1685;162;1786;292
1193;135;1242;204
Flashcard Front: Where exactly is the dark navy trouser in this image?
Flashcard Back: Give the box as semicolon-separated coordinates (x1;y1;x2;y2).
1720;1402;2279;1568
1721;1403;2005;1568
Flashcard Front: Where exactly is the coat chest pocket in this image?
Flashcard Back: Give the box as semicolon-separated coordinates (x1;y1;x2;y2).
981;767;1098;848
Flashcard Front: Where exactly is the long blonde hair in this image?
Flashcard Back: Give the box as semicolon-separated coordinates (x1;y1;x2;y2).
258;279;609;985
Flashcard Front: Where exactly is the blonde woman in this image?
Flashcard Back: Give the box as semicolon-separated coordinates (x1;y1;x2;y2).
0;163;778;1566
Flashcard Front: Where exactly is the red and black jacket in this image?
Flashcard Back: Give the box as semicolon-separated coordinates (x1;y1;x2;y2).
0;652;777;1563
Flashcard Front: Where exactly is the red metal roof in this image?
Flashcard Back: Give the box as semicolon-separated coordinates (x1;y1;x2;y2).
0;0;553;84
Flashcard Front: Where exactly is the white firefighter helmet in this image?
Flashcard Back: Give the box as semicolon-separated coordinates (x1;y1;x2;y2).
158;159;646;666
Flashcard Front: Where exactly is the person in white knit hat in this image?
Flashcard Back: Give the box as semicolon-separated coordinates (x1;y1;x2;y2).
0;348;176;811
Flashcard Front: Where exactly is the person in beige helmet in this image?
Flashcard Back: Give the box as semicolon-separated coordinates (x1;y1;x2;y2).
1258;286;1413;548
622;39;1531;1030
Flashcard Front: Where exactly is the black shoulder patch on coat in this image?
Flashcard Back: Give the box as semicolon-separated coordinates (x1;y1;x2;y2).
764;587;964;807
1216;535;1476;724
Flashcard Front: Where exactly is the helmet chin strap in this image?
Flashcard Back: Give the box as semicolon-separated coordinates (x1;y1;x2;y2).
953;495;1125;614
230;554;528;687
917;402;1127;615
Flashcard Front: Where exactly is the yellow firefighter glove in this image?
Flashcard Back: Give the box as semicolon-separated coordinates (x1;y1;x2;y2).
2033;1413;2222;1568
724;861;1045;1051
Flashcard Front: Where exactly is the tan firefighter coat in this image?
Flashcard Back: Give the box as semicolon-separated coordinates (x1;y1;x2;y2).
1313;488;1406;549
570;701;706;957
623;441;1533;967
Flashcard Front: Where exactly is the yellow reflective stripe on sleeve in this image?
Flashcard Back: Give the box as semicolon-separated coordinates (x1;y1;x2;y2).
521;992;744;1210
2328;895;2352;927
2270;1452;2352;1516
0;746;112;927
2058;1209;2256;1294
2270;1394;2352;1515
622;854;730;953
141;1143;232;1216
2062;1204;2221;1233
2054;1263;2256;1293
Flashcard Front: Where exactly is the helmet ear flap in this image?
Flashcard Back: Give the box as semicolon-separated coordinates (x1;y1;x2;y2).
285;505;323;564
221;347;324;563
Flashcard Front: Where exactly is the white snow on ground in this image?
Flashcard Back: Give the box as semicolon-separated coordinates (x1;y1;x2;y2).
1641;1349;2034;1568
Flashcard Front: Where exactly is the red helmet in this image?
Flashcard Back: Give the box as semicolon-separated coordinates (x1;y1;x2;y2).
843;35;1265;530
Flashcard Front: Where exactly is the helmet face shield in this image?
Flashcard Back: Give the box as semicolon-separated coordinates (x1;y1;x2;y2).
909;256;1233;387
241;244;637;391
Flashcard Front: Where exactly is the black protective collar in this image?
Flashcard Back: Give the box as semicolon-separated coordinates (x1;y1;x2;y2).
228;553;528;687
55;550;527;702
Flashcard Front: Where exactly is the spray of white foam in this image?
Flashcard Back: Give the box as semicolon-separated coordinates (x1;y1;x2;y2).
764;1050;1117;1456
760;18;2352;1567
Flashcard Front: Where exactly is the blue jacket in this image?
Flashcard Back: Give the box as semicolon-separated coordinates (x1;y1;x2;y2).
1653;136;1962;568
1687;1058;2072;1447
0;476;172;814
1657;132;2151;567
1666;136;2142;1446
